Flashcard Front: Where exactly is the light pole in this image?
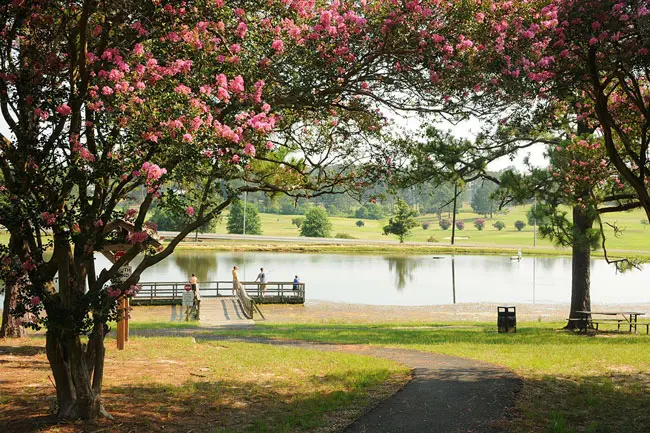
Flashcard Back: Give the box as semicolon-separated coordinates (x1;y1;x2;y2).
242;190;247;235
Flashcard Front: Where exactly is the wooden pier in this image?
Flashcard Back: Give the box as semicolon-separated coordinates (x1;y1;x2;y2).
131;281;305;306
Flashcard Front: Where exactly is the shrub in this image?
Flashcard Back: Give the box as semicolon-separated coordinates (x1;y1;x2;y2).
291;217;305;228
300;207;332;238
514;220;526;231
421;221;430;230
335;233;357;239
455;220;465;230
474;219;486;230
355;220;365;227
493;221;506;231
439;219;451;230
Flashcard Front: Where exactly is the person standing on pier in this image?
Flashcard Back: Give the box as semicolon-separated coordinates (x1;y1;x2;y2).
293;275;300;291
232;265;240;296
255;267;267;294
189;273;200;319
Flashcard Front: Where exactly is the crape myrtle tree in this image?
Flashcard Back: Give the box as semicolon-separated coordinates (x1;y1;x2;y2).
496;134;642;328
457;0;650;221
0;0;476;421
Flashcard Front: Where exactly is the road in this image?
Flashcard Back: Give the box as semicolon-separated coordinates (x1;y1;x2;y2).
158;231;436;246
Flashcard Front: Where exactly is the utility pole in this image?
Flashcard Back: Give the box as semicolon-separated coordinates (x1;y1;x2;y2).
451;183;458;245
242;190;247;235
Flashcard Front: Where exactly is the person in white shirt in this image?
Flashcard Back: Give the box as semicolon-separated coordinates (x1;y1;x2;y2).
255;267;267;293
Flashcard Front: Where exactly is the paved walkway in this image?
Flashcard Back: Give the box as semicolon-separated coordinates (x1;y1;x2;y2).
133;329;521;433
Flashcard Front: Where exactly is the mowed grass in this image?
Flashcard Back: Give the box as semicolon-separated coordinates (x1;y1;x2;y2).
205;322;650;433
0;335;409;433
3;205;649;254
207;205;650;253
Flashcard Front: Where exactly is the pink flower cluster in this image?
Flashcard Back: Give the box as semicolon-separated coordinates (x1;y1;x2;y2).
127;231;149;244
107;286;122;298
41;212;57;226
140;162;167;185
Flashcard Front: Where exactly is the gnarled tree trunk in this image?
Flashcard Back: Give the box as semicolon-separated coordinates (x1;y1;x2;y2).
46;324;107;419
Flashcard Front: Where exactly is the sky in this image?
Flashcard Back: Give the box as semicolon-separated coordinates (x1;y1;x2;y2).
1;107;548;174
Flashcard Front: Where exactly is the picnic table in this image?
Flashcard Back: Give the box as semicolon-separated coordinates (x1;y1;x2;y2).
570;311;647;333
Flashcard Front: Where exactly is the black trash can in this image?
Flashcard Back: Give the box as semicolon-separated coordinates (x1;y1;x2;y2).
497;306;516;333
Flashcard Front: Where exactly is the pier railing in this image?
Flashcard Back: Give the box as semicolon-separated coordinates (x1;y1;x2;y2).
132;280;305;305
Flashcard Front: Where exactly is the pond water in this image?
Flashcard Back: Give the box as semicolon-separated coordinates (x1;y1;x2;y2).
87;251;650;306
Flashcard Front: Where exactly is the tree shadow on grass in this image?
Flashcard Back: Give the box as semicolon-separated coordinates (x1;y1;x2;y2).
0;373;394;433
514;373;650;433
0;345;46;357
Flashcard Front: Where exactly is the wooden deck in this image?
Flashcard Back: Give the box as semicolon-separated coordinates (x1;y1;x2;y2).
131;280;305;306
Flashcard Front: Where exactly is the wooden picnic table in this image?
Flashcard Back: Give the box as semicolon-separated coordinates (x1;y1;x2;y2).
575;311;646;333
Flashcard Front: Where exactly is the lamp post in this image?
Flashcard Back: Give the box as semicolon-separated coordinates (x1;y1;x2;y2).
242;190;247;235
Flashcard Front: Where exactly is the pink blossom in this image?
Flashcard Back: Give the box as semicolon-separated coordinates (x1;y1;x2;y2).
30;296;41;306
217;87;230;101
41;212;57;226
236;22;248;38
265;141;274;150
55;104;72;116
271;39;284;53
232;154;240;163
182;133;194;143
186;206;195;216
243;143;256;157
175;84;192;95
229;75;245;94
107;287;122;298
127;231;149;244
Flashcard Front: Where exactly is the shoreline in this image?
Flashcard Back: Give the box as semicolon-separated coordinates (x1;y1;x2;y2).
121;300;650;325
171;240;650;260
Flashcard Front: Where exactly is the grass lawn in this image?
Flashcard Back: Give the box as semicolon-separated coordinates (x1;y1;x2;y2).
0;335;409;433
204;322;650;433
206;205;650;254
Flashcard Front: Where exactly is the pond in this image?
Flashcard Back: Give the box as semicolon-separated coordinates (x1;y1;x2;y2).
88;251;650;306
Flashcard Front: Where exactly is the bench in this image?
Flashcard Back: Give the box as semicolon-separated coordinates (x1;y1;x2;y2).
566;318;627;331
636;323;650;334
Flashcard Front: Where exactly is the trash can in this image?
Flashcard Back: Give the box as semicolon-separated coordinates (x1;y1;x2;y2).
497;306;516;333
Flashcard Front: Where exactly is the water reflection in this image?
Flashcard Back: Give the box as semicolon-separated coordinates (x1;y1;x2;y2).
85;251;650;306
451;257;456;304
173;253;218;283
385;256;419;290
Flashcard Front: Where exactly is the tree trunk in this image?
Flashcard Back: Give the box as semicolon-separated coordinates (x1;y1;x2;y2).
0;280;27;338
565;205;594;329
1;233;27;338
46;326;106;419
